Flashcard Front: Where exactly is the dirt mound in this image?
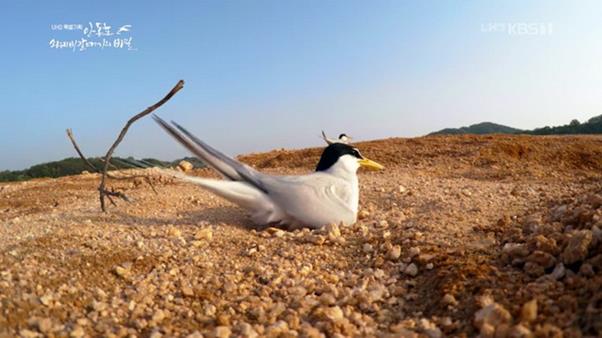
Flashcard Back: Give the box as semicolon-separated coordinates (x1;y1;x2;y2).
1;134;602;337
240;135;602;174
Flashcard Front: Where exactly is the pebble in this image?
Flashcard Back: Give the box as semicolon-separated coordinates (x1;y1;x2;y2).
390;324;419;337
91;300;107;312
178;160;194;172
191;240;205;248
204;304;217;316
526;250;556;269
19;329;40;338
474;302;512;329
194;228;213;241
70;326;85;338
152;309;166;323
358;210;370;220
561;230;592;264
550;263;566;280
578;263;594;277
266;320;289;335
299;265;312;275
523;262;544;277
529;235;558;255
113;266;130;278
150;331;162;338
404;263;418;277
289;286;307;299
182;285;194;297
39;294;53;306
419;318;442;338
502;243;529;258
534;324;563;337
363;243;374;253
367;283;387;302
30;317;52;333
168;227;182;238
593;225;602;243
442;294;458;306
408;247;421;258
319;293;336;305
236;322;258;338
325;306;345;321
508;324;533;338
324;223;341;238
520;299;537;323
267;227;285;238
300;323;324;338
387;245;402;260
213;326;231;338
479;323;495;337
307;234;326;245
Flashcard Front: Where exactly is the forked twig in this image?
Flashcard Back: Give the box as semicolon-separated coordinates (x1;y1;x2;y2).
66;80;184;211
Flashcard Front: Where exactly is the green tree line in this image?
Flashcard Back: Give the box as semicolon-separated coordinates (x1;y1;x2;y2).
0;157;205;182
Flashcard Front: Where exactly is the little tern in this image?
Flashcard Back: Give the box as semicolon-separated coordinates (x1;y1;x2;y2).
321;130;352;145
154;116;383;229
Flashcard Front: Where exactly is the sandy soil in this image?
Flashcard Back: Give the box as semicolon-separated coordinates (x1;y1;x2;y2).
0;134;601;338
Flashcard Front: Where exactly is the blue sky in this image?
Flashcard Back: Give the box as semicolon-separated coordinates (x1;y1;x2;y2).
1;1;601;170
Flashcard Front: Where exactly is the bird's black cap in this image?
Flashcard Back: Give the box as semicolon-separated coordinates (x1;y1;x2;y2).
315;143;363;171
338;133;348;139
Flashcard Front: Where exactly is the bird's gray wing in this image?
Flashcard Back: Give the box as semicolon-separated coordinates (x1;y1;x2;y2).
153;115;268;193
260;173;354;226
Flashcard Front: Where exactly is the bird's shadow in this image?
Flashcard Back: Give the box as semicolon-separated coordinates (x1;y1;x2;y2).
62;206;261;230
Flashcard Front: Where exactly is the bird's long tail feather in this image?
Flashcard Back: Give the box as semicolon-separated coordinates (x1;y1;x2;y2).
152;115;267;193
154;168;270;211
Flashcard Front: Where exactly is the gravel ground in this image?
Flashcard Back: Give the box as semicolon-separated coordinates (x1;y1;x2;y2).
1;134;601;337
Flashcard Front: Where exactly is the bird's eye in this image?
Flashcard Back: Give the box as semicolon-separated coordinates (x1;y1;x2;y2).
352;149;362;158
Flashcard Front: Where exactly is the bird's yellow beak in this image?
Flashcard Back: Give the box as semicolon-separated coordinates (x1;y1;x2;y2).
358;158;384;171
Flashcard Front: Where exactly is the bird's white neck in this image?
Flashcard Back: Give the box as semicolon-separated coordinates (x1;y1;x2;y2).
324;155;360;214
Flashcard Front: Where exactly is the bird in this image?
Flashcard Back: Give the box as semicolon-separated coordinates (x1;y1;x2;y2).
321;130;352;145
153;115;383;229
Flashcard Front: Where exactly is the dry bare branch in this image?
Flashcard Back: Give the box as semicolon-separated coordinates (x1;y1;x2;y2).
99;80;184;211
66;128;101;173
65;80;184;212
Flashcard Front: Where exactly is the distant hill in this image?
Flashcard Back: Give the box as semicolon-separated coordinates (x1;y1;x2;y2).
526;114;602;135
429;122;523;135
0;156;206;182
430;114;602;136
